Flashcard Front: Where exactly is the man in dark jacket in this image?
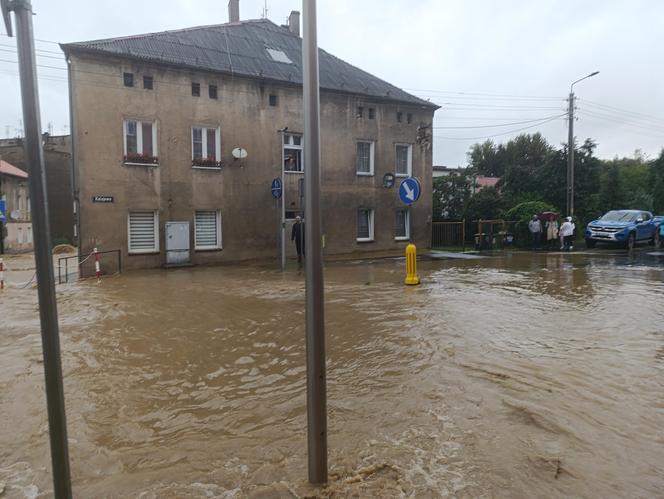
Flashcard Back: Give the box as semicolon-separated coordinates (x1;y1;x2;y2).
291;216;305;262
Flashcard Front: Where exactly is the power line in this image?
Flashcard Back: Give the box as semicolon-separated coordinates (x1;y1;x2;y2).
0;47;65;61
434;114;565;141
578;113;664;140
403;87;561;100
577;98;664;127
577;109;664;135
432;114;564;129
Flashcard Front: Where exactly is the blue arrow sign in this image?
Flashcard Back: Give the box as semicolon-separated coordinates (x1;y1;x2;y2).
399;177;421;205
0;199;5;223
271;177;282;199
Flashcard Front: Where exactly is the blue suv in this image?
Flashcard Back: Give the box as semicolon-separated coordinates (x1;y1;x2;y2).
585;210;657;249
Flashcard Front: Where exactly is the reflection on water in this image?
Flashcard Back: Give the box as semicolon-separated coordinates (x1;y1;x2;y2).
1;251;663;497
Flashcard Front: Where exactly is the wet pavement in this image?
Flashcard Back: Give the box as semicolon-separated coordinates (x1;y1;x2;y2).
1;249;663;497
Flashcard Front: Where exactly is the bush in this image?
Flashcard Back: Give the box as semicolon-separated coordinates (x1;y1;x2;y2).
504;201;558;247
503;201;558;223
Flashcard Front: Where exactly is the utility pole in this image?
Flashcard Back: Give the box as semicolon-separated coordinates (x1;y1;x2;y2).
302;0;328;484
1;1;72;497
567;71;599;218
567;91;574;217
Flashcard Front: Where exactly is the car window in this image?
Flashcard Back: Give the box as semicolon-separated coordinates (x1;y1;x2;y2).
600;211;638;222
642;212;651;221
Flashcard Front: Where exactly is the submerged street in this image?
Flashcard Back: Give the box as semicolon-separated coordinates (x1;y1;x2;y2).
1;251;663;498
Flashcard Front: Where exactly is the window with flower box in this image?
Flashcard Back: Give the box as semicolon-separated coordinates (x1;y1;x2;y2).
123;119;158;165
191;126;222;168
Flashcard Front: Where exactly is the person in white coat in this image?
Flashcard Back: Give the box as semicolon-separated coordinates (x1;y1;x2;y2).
559;216;574;251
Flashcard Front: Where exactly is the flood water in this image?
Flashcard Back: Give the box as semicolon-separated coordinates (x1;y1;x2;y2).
1;251;663;498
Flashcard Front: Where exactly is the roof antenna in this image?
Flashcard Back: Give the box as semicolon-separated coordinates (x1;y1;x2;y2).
262;0;268;18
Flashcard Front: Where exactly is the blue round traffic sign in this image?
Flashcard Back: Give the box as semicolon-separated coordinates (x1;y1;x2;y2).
399;177;421;205
271;177;282;199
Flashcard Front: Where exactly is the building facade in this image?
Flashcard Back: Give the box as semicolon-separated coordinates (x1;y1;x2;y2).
0;134;74;244
0;160;32;253
62;6;438;270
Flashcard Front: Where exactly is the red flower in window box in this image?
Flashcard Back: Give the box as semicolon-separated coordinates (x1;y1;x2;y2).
124;153;159;164
192;157;223;168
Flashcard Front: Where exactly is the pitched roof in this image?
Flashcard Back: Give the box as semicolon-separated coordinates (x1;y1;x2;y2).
61;19;437;109
0;160;28;179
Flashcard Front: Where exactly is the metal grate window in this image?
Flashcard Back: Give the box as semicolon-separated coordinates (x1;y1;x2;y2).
395;209;409;240
356;141;373;175
195;210;221;249
357;208;374;241
128;211;158;253
396;144;411;176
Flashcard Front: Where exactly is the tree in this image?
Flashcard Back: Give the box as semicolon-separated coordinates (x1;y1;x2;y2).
651;149;664;214
467;140;506;177
432;173;471;220
464;186;504;221
599;162;626;212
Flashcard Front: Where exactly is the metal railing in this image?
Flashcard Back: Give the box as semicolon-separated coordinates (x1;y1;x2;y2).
431;220;466;249
57;249;121;284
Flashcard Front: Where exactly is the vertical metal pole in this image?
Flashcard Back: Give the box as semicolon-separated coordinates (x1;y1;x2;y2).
281;129;286;270
302;0;328;484
11;2;72;497
567;91;575;217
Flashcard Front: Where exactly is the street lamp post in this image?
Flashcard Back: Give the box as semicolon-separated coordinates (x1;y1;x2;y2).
567;71;599;217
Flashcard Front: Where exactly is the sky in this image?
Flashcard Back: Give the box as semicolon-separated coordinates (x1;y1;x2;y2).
1;0;663;167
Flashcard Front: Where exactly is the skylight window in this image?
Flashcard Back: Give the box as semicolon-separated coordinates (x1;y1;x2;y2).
266;47;292;64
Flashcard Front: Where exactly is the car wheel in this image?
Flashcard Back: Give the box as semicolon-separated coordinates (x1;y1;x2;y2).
627;232;636;251
585;238;596;249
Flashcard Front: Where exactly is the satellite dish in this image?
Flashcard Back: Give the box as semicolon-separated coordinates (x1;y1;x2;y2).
232;147;248;159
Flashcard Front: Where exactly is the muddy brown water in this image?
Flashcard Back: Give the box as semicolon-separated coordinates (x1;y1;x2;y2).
1;252;663;498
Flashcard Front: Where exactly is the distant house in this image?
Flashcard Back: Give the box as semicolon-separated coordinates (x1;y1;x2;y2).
0;160;32;252
61;0;439;269
473;175;500;194
0;134;73;244
432;165;460;178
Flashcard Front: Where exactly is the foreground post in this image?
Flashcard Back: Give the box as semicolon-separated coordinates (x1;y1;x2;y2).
2;1;73;496
405;244;420;285
302;0;328;484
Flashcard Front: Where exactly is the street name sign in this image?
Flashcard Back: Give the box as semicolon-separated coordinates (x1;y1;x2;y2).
271;177;282;199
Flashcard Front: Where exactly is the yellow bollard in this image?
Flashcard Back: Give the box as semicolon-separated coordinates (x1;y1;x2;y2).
405;243;420;285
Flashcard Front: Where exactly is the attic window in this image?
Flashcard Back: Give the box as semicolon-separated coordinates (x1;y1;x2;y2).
266;47;292;64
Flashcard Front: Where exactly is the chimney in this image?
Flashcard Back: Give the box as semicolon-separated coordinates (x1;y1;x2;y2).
288;10;300;36
228;0;239;23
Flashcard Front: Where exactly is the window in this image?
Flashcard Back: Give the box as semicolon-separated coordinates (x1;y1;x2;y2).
192;82;200;97
123;72;134;87
397;112;403;123
191;126;221;167
143;75;153;89
357;209;374;242
123;119;158;164
368;108;375;119
195;210;222;250
266;47;293;64
395;209;410;240
356;106;364;118
395;143;412;176
269;94;278;106
209;84;218;99
407;113;413;124
356;141;374;175
284;133;303;173
128;210;159;253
